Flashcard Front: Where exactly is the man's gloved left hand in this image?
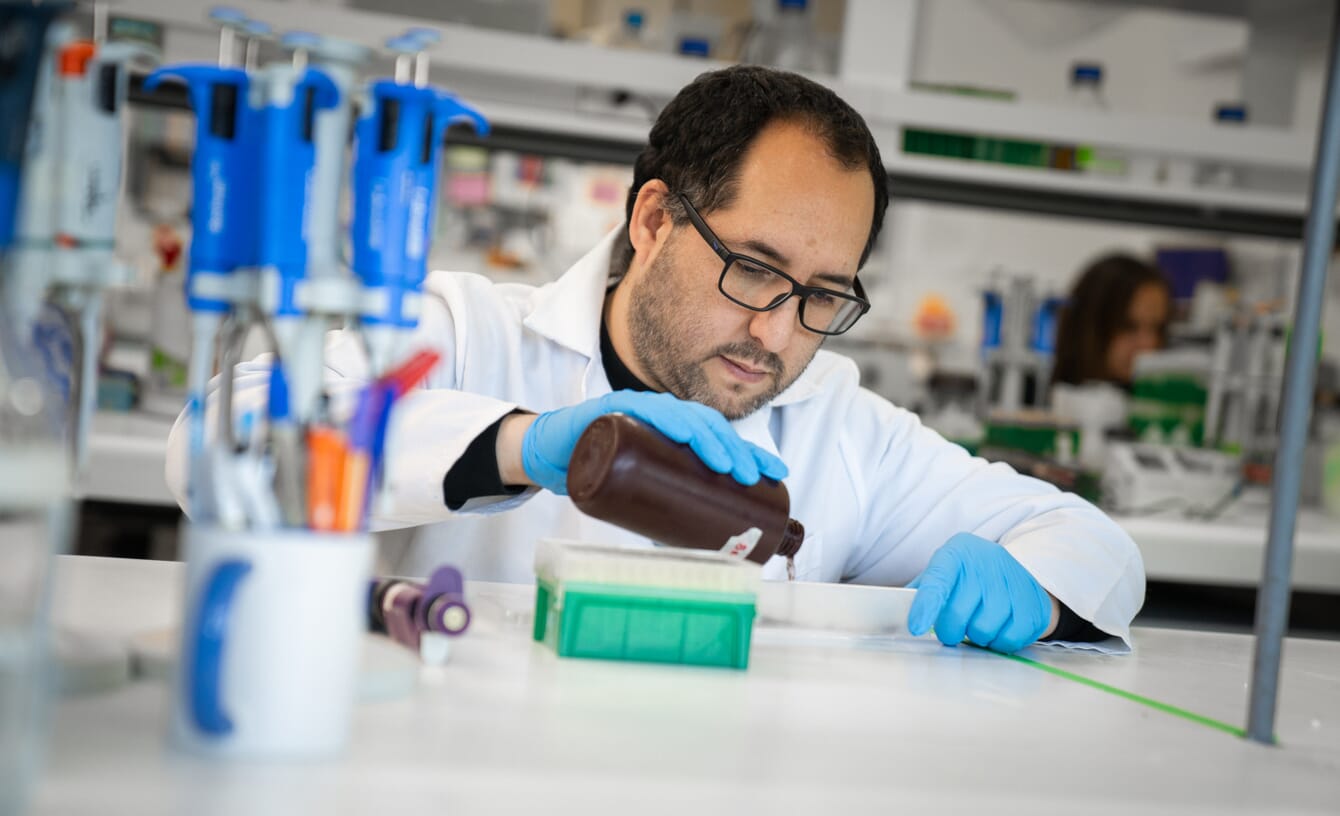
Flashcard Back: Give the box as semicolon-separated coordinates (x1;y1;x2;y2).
906;532;1054;654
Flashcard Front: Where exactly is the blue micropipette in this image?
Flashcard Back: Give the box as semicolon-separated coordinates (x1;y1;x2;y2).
350;34;487;374
143;8;263;522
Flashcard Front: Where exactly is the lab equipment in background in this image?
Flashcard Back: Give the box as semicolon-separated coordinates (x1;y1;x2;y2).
1068;63;1130;177
0;10;72;812
146;222;189;410
1203;308;1288;457
533;538;763;669
1157;246;1231;322
917;370;984;450
567;413;805;571
979;274;1054;413
665;9;721;60
986;407;1077;458
1128;347;1211;447
367;565;471;665
1051;380;1128;472
902;126;1083;172
173;525;373;759
583;8;653;51
0;2;68;249
610;8;649;50
740;0;832;74
676;36;711;58
1198;104;1248;189
0;324;71;816
1068;62;1106;109
1322;413;1340;517
143;6;262;522
912;292;956;342
147;7;483;532
4;6;157;475
1102;442;1240;516
437;147;630;283
350;36;488;376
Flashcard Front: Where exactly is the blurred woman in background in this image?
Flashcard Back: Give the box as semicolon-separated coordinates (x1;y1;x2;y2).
1051;253;1172;389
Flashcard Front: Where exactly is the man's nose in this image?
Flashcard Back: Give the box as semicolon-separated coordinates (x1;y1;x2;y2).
748;297;802;354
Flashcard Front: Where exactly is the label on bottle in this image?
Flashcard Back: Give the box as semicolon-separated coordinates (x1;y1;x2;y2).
720;527;762;561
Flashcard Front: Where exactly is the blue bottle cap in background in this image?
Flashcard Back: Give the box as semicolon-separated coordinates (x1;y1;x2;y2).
780;0;809;9
1071;63;1103;84
678;37;710;58
623;9;644;29
1214;104;1247;123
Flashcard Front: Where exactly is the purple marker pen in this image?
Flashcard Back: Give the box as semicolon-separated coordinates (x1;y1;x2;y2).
368;578;425;651
420;566;470;636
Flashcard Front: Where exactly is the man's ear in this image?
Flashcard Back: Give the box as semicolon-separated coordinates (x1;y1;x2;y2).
628;179;674;260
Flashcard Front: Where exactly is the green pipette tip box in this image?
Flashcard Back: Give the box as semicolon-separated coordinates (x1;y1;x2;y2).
531;539;762;670
533;579;757;669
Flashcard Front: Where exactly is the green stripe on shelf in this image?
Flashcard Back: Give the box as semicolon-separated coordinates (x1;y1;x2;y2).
1002;652;1248;738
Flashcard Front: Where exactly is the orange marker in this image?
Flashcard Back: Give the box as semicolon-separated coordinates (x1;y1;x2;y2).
307;425;347;532
335;449;371;533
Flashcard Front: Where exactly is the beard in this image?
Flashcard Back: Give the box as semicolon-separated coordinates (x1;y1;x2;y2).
626;243;804;420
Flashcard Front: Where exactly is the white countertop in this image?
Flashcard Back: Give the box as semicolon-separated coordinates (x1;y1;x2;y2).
27;555;1340;815
79;410;177;506
1112;490;1340;591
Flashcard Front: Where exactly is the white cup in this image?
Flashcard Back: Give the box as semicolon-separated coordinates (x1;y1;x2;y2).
172;525;373;759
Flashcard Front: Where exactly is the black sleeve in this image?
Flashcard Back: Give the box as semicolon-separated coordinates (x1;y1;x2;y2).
1042;600;1110;642
441;412;530;511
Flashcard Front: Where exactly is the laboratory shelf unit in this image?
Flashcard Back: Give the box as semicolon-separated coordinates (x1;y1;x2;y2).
121;0;1318;239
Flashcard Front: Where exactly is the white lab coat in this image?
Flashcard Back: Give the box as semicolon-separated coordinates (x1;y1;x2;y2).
166;230;1145;643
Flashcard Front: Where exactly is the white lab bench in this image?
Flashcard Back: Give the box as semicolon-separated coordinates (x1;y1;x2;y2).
80;410;177;506
27;555;1340;815
1112;492;1340;592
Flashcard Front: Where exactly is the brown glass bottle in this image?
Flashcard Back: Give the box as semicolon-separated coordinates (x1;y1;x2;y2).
566;413;805;565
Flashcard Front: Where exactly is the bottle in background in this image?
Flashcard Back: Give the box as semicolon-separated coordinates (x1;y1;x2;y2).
607;9;648;51
1198;103;1248;188
1068;62;1106;109
1069;62;1128;177
145;222;190;413
741;0;831;74
677;36;711;58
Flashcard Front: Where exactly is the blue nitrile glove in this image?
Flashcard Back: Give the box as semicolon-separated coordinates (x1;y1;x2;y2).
520;390;788;496
906;532;1053;654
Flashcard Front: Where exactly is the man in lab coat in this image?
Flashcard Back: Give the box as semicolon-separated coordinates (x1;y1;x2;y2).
168;66;1143;653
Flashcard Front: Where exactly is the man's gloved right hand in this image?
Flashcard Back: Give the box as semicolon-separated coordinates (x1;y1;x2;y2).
520;390;789;495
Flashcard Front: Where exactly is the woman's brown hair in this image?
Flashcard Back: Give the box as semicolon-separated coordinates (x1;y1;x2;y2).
1051;253;1171;387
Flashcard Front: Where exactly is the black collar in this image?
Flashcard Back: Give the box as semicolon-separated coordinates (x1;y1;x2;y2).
600;310;653;393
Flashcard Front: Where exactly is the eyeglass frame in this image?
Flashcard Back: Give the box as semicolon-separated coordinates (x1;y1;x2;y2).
674;194;872;336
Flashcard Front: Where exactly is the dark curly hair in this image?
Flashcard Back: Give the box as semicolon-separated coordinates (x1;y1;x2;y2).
610;65;888;278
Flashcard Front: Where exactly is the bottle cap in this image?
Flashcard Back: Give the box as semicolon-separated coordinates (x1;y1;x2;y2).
678;37;710;58
777;518;805;558
1071;63;1102;84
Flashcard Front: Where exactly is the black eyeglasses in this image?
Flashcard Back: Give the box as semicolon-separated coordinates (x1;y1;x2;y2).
677;193;871;336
